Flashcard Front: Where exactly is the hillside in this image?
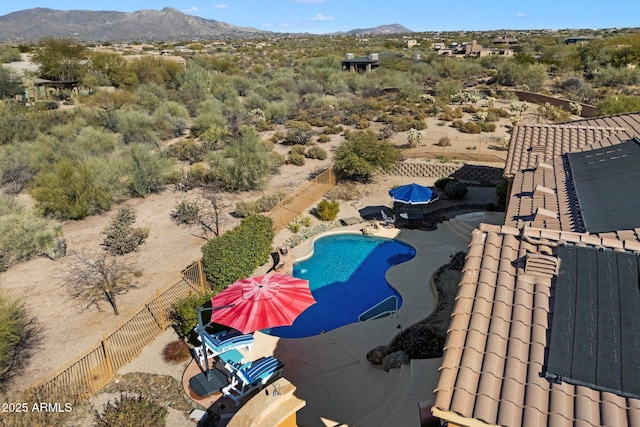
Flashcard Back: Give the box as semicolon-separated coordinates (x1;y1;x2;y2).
0;7;268;42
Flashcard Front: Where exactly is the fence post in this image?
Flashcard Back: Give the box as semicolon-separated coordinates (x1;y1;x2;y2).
155;289;167;330
197;259;206;292
101;335;114;380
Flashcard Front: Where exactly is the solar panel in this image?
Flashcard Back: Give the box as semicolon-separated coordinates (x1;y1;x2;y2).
566;139;640;233
545;245;640;398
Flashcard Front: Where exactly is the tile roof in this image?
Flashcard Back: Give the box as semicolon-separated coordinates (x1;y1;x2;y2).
505;134;640;236
432;225;640;427
503;112;640;178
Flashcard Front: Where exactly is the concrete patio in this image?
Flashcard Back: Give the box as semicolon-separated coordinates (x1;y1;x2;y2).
221;211;505;426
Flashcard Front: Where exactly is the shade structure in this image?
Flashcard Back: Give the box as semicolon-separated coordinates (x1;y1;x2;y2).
210;272;316;334
389;183;439;205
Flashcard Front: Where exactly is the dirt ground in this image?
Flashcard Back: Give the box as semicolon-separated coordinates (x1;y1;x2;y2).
0;99;551;397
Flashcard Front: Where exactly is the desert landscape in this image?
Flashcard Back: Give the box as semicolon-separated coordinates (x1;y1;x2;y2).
0;98;547;397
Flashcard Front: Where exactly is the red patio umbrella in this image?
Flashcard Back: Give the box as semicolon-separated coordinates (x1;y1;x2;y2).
210;272;316;334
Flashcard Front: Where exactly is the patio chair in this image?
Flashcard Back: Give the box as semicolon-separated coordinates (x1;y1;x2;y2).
381;210;396;225
193;329;254;368
222;356;285;406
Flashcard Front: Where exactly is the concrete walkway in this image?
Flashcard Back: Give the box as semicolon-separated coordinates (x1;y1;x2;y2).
238;212;504;426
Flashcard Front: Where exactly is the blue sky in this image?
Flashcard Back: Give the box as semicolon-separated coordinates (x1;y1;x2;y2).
1;0;638;34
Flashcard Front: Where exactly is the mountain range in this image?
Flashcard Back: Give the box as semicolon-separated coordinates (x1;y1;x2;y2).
0;8;413;42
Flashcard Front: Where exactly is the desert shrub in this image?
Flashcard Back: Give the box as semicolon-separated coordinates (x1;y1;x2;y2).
170;200;202;225
462;105;479;113
377;126;396;140
444;180;468;199
201;215;274;291
255;192;286;212
234;201;258;218
0;209;65;270
306;146;328;160
170;291;214;338
316;134;330;143
165;139;204;164
0;292;30;384
209;131;273;191
453;121;482;134
436;136;451;147
355;119;370;129
102;207;149;256
290;144;306;156
299;215;313;227
323;125;343;135
33;101;59;110
334;130;400;181
434;176;456;190
234;192;285;218
287;153;305;166
31;159;112;220
269;152;286;173
480;122;496;132
162;340;191;363
316;198;340;221
123;144;175;197
282;121;313;145
438;106;464;121
94;394;167;427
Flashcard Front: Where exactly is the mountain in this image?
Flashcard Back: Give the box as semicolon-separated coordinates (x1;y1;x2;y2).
0;7;268;42
342;24;413;35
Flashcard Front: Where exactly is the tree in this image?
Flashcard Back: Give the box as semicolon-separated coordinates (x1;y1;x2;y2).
31;38;87;81
102;207;149;256
209;128;273;191
64;251;140;315
31;159;112;219
334;130;401;181
87;51;137;88
0;67;23;100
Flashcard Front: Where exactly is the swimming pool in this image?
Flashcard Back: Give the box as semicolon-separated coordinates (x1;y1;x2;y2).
265;233;416;338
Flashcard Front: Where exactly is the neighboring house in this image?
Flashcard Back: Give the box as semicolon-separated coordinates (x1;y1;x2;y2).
428;112;640;427
340;53;380;72
433;40;513;57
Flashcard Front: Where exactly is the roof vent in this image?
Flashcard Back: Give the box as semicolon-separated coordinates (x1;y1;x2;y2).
531;144;546;153
534;185;554;195
524;253;558;278
535;207;558;220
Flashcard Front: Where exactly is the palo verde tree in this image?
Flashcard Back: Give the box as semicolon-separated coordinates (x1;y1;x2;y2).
31;38;87;81
63;250;140;316
334;130;401;182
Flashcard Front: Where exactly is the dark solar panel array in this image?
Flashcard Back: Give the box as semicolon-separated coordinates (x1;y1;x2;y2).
546;245;640;398
566;139;640;233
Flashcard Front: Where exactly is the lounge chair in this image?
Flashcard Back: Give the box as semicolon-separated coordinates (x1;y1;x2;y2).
222;356;285;406
381;210;396;225
193;329;254;368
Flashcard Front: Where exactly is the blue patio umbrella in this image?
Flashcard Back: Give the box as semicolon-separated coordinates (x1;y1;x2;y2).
389;183;439;205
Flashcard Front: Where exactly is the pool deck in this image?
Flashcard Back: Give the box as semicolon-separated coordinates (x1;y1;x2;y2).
220;212;504;426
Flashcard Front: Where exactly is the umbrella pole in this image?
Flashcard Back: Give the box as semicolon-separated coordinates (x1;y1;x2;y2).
196;307;214;381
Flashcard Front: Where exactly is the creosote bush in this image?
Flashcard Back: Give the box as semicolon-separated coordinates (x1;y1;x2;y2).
170;199;202;225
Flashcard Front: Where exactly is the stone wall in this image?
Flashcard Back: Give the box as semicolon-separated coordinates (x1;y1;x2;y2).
387;161;504;185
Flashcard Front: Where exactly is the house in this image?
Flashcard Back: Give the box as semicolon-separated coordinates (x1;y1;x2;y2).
428;112;640;427
340;53;380;72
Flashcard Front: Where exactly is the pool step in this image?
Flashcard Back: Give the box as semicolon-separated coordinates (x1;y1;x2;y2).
438;216;476;241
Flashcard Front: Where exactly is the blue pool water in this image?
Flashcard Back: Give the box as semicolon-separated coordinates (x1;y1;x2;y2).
265;234;416;338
